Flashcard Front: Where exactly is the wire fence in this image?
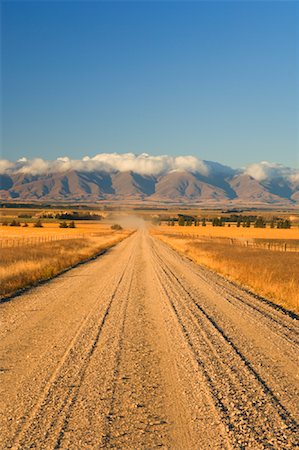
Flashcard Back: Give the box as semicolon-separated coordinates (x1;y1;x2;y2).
161;232;299;253
0;234;88;248
226;238;299;253
0;229;120;248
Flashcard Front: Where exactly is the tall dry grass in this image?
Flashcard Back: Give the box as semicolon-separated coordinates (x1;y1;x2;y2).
0;232;131;299
153;231;299;314
157;223;299;240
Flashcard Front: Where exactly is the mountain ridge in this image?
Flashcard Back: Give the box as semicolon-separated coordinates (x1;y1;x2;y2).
1;165;298;206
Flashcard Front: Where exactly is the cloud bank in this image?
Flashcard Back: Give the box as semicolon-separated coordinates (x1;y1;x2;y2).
0;153;209;176
0;153;298;184
245;161;299;183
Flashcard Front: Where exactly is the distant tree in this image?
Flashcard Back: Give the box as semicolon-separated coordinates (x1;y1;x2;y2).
278;219;291;229
236;219;241;228
284;219;291;229
254;217;266;228
10;219;20;227
69;221;76;228
212;217;224;227
34;220;43;228
202;218;206;227
178;216;185;226
18;214;32;219
59;221;68;228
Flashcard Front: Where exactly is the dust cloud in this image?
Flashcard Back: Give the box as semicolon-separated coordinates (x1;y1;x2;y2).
106;214;146;230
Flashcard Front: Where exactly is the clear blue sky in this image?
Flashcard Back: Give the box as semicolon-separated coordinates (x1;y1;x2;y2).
1;0;298;168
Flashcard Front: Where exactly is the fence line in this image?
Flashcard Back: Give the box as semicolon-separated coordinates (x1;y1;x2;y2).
0;234;88;248
163;232;299;253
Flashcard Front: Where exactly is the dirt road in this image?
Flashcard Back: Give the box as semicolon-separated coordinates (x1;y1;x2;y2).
0;229;298;449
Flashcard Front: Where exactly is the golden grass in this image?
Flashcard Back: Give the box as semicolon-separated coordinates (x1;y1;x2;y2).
0;221;113;237
152;228;299;314
0;229;132;299
158;223;299;240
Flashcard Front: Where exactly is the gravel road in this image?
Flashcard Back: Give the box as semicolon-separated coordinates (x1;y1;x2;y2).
0;229;298;449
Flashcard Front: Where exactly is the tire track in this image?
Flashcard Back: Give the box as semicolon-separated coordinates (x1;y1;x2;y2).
155;238;298;345
151;237;299;416
151;240;298;448
99;271;133;448
11;248;136;449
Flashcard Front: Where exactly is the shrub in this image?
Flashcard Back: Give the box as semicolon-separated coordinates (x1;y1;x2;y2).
212;218;224;227
68;221;76;228
34;220;43;228
254;217;266;228
59;221;68;228
178;217;185;226
10;219;20;227
111;224;123;231
277;220;291;229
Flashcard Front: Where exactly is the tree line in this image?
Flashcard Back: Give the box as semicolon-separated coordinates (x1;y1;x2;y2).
166;215;291;229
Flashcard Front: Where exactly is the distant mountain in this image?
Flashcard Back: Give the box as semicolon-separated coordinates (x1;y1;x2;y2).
0;155;298;206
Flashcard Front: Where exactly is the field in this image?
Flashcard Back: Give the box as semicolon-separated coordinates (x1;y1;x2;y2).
1;226;298;448
0;221;132;299
1;207;298;448
152;223;299;313
157;222;299;240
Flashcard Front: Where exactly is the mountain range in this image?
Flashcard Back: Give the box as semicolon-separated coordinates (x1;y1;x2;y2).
0;156;298;206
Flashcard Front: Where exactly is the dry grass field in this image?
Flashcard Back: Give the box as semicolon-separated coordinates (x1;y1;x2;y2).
152;224;299;313
158;222;299;240
0;222;132;299
1;224;298;448
0;222;115;245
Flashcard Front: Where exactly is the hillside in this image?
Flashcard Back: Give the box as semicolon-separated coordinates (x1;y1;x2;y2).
0;156;298;206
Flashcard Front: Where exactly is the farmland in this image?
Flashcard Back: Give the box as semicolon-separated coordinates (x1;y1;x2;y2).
1;226;298;449
0;221;132;299
152;223;299;313
1;207;298;448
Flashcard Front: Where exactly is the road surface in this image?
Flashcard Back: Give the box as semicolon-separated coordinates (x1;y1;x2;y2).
0;229;298;449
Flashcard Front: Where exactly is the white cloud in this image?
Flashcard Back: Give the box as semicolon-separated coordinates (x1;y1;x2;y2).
0;160;15;173
16;158;50;175
0;154;298;185
0;152;209;176
245;161;299;183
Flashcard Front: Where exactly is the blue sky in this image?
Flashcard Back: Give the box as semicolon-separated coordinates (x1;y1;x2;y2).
1;0;298;168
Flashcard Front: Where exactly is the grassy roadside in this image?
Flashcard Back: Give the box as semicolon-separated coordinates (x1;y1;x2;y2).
152;230;299;314
0;231;132;300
